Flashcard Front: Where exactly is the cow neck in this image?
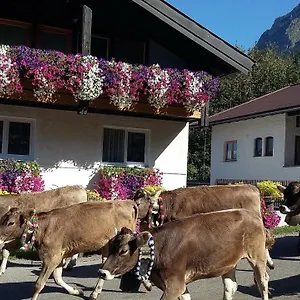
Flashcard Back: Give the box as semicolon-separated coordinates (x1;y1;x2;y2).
133;233;155;281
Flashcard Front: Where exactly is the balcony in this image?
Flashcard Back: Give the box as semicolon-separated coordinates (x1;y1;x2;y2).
0;44;220;120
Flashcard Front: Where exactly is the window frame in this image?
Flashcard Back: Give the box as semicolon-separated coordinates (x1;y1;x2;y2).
254;137;263;157
224;140;237;162
0;18;32;46
0;116;35;161
101;126;150;167
36;25;72;54
264;136;274;157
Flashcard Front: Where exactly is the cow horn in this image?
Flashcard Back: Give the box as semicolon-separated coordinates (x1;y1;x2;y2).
277;184;286;193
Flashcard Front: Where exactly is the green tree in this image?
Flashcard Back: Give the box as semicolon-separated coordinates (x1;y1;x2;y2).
188;46;300;181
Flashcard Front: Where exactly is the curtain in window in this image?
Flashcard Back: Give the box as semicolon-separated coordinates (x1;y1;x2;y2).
254;138;262;156
127;132;145;162
8;122;31;155
102;128;125;162
265;137;274;156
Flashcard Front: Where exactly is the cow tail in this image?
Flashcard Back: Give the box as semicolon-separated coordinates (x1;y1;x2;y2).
265;228;275;249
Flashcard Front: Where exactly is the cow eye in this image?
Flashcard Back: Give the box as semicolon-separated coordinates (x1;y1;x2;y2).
119;249;129;256
7;221;15;226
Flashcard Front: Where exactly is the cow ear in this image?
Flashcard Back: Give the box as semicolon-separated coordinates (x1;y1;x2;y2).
20;208;36;226
120;227;133;235
8;207;18;214
135;232;151;248
277;185;286;194
132;189;146;204
152;190;162;200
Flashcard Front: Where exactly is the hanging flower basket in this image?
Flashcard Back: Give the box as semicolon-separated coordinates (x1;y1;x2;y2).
0;44;220;113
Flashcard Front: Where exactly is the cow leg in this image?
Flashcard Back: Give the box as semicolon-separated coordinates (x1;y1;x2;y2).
65;253;79;271
160;277;186;300
266;250;274;270
179;288;191;300
90;277;105;300
53;262;83;296
250;261;269;300
222;268;237;300
298;232;300;252
0;249;10;275
32;258;62;300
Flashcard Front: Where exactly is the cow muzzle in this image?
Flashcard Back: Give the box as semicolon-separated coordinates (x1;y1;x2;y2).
98;269;115;280
279;205;291;214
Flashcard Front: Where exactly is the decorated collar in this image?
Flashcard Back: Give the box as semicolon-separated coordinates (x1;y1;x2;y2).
133;235;155;281
20;214;39;251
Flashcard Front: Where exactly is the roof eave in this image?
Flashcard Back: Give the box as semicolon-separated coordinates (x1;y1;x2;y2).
132;0;255;74
209;106;300;126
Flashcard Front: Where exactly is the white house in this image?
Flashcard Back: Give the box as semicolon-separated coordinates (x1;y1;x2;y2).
210;83;300;185
0;0;253;191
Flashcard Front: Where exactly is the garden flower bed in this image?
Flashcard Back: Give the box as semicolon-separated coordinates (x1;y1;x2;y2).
96;166;163;200
0;160;44;194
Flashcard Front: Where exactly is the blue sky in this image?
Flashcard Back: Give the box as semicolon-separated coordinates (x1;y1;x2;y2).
168;0;300;50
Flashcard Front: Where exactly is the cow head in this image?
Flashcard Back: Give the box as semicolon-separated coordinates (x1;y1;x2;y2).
278;182;300;225
98;227;151;280
132;189;162;219
0;207;36;247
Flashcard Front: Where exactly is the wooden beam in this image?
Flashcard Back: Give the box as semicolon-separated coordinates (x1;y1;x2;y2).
79;5;92;115
81;5;92;55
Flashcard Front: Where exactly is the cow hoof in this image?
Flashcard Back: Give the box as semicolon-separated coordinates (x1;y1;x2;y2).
268;264;275;270
73;289;84;296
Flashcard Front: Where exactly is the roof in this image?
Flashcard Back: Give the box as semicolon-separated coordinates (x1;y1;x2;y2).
209;83;300;125
132;0;255;75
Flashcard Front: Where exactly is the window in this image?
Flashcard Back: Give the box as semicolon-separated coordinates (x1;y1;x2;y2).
113;38;145;65
91;36;109;60
37;26;72;53
296;116;300;128
0;19;31;46
102;127;148;164
254;137;262;157
265;137;274;156
0;118;34;159
224;141;237;162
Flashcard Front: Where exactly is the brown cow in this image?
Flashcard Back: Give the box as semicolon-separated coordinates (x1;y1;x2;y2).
278;182;300;251
97;209;273;300
0;200;137;300
0;185;87;275
124;184;274;293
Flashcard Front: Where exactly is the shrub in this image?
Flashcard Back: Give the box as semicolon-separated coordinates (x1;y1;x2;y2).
86;190;106;201
257;180;282;199
0;159;44;194
96;166;163;200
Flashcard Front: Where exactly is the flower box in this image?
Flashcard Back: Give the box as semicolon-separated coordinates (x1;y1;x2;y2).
0;45;219;118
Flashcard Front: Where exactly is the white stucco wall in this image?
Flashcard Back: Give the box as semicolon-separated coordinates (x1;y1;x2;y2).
210;114;287;184
0;104;188;191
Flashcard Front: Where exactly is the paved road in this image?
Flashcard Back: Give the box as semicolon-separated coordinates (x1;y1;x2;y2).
0;234;300;300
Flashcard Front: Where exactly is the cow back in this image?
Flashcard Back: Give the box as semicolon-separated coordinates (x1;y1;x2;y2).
161;184;261;222
0;185;87;214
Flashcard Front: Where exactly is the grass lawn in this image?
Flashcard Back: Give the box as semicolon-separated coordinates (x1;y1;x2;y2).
273;225;300;235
